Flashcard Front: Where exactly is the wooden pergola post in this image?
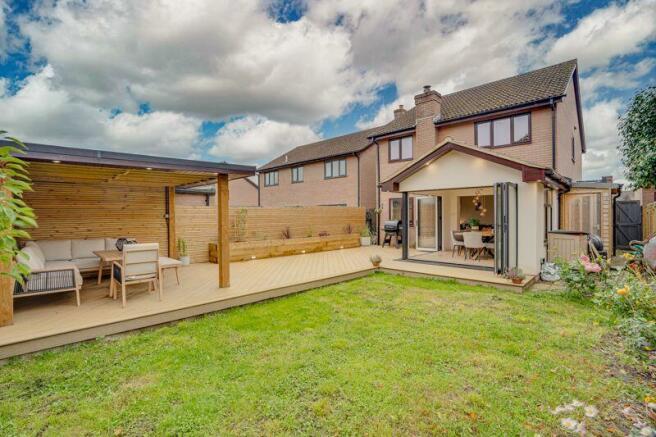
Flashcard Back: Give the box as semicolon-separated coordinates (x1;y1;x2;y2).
0;262;13;326
217;174;230;288
166;186;178;259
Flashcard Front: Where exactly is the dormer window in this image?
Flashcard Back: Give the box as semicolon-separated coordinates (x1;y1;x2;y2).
475;113;531;147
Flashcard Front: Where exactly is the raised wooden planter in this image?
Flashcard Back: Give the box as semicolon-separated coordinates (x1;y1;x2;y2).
209;234;361;263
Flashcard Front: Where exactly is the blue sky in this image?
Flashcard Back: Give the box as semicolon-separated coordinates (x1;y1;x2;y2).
0;0;654;181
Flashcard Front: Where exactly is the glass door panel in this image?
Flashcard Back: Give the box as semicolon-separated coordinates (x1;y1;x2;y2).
416;196;438;251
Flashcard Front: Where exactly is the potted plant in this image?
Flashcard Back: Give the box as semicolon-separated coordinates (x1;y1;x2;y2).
360;227;372;246
369;254;382;267
177;238;190;265
504;267;525;284
467;217;480;231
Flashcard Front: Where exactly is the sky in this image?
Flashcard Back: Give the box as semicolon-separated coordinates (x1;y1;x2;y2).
0;0;654;182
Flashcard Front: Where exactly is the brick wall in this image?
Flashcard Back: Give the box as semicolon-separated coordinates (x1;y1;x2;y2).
259;155;359;207
436;107;554;169
555;80;583;181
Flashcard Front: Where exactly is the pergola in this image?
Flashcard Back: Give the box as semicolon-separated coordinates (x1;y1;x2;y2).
0;142;255;326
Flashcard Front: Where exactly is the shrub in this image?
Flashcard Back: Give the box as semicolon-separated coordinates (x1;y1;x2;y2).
595;269;656;320
557;256;611;299
558;255;656;353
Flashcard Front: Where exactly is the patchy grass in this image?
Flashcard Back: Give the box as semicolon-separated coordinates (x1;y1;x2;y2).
0;273;651;435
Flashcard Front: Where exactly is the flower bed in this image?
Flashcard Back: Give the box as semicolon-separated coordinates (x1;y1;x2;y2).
558;253;656;354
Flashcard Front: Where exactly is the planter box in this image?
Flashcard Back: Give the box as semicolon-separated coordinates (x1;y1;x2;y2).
210;234;361;263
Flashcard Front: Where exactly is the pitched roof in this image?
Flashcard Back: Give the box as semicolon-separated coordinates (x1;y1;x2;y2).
437;59;577;123
260;60;577;170
258;127;377;170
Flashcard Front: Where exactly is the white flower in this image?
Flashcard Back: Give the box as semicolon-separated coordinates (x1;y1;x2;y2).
571;399;584;408
584;405;598;418
561;418;579;431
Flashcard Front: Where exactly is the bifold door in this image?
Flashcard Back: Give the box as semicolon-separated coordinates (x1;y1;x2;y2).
494;183;518;274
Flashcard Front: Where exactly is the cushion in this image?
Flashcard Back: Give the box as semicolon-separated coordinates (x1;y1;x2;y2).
72;238;105;259
24;241;46;263
43;261;83;286
105;238;118;251
71;257;101;270
18;246;45;271
36;240;72;261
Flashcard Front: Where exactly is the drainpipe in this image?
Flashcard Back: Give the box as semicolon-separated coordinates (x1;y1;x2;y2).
356;152;361;207
375;139;382;245
257;174;261;207
611;185;622;256
550;98;557;170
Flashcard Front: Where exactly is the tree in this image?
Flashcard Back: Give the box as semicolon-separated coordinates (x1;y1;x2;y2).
618;86;656;189
0;132;36;282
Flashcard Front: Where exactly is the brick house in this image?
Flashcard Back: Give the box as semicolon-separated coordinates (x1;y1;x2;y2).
258;60;613;275
176;177;258;207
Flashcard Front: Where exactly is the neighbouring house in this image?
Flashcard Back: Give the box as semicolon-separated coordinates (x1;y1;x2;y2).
258;59;619;275
176;177;259;207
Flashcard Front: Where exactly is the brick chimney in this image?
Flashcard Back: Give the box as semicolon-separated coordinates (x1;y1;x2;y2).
414;85;442;153
393;104;407;120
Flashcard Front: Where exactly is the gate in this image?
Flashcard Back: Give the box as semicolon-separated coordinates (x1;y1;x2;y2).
614;200;642;250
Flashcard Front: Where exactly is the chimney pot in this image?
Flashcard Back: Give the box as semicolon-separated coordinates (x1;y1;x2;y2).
423;85;431;92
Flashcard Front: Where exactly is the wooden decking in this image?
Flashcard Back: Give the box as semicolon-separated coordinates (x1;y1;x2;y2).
0;246;533;359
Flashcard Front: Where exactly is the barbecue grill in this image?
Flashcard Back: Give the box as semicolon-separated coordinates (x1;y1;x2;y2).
382;220;402;247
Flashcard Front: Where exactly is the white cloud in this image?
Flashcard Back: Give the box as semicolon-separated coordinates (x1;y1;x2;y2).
580;59;655;102
307;0;562;98
582;99;624;181
546;0;656;69
0;1;8;58
19;0;376;124
0;65;202;158
209;115;320;164
356;94;414;129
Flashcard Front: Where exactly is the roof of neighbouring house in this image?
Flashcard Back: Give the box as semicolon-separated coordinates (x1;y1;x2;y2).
259;60;578;171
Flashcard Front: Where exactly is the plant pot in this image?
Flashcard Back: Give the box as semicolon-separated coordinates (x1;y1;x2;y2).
179;256;191;266
471;226;479;231
360;236;371;246
371;261;381;268
511;277;523;284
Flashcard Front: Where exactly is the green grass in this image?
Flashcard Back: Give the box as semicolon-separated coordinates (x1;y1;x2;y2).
0;273;649;435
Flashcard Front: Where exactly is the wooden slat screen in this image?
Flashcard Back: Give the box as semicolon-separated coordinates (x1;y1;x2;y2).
176;206;366;263
24;182;168;253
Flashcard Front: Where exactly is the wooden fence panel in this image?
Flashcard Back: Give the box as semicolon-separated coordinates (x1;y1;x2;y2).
644;202;656;239
176;206;366;263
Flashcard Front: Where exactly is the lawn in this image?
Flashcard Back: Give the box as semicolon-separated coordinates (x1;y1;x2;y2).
0;273;650;435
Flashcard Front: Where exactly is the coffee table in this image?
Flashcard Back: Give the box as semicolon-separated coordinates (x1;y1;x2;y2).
93;250;122;285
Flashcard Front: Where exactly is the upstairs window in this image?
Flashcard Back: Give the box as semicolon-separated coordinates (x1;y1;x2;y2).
324;158;347;179
264;171;278;187
291;166;303;183
389;136;413;162
475;113;531;147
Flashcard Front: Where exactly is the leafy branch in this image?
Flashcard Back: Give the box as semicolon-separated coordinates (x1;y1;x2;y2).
0;132;36;283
